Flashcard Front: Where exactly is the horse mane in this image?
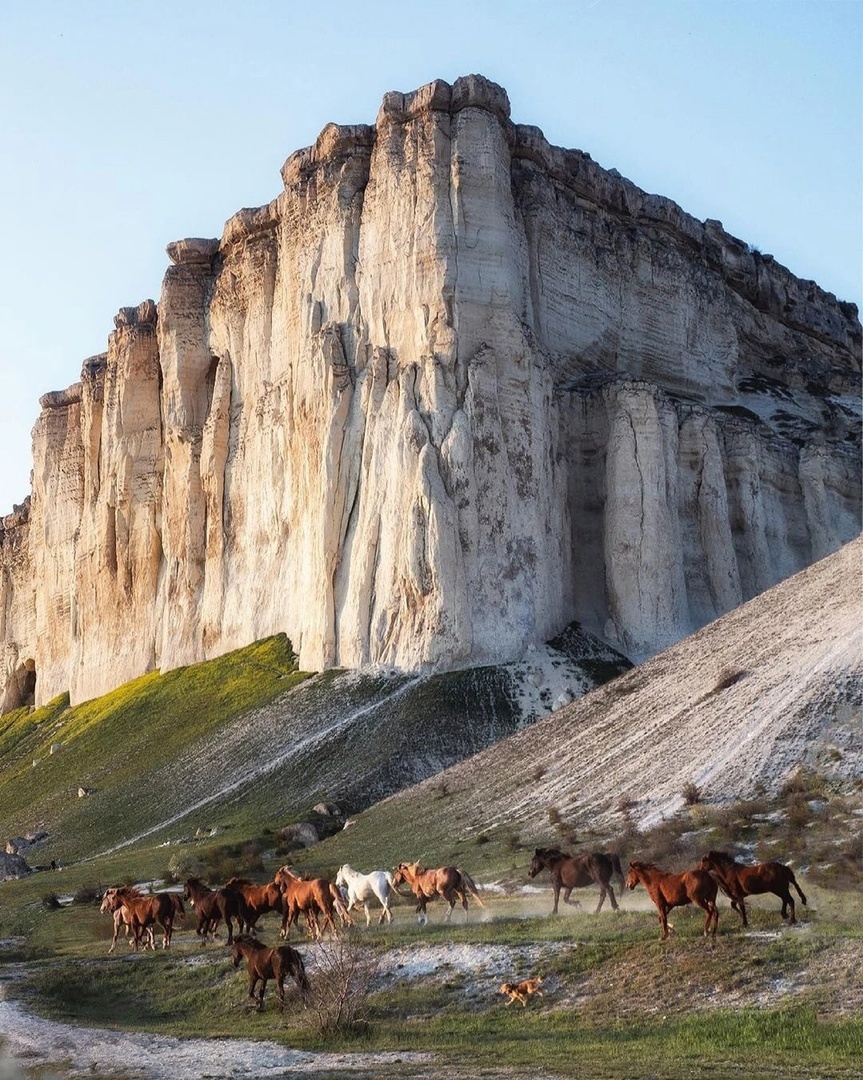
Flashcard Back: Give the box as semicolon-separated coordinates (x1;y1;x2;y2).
225;876;253;887
539;847;572;860
115;885;144;898
705;850;736;864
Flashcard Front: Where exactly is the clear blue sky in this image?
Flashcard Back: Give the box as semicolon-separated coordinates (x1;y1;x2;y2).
1;0;860;514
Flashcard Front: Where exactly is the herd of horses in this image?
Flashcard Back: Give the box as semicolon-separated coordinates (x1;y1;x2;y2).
97;849;807;1008
527;847;807;940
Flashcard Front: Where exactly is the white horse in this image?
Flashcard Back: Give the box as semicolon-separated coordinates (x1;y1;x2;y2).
335;864;395;926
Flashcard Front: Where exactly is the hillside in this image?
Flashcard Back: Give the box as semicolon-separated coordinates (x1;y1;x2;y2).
0;626;629;868
314;535;862;865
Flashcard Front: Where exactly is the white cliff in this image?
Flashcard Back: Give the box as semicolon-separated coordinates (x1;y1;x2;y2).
1;75;860;709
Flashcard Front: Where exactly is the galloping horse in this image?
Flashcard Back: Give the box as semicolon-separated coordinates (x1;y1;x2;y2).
335;865;395;926
183;878;248;944
274;866;350;940
224;877;284;934
100;887;184;950
626;861;719;939
100;887;155;952
528;848;625;915
699;851;807;926
391;862;484;924
230;935;310;1011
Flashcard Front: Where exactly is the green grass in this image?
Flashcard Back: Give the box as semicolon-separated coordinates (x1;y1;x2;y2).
0;635;307;862
12;905;863;1079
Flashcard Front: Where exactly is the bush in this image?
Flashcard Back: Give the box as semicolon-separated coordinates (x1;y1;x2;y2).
682;781;702;806
73;884;101;905
303;937;378;1036
41;892;61;910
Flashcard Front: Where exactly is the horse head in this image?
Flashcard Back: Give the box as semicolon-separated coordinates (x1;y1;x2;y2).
625;863;643;890
99;888;119;913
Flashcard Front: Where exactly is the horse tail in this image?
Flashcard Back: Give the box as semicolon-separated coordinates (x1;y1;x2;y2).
292;951;311;1003
788;869;807;906
610;854;625;888
384;870;396;890
458;870;485;907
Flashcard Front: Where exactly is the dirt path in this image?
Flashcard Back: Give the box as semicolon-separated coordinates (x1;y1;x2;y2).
0;979;435;1078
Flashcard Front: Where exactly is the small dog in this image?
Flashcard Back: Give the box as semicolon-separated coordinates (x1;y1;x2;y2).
499;976;544;1007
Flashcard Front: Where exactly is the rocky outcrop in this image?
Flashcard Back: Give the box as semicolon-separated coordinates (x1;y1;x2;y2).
1;75;860;708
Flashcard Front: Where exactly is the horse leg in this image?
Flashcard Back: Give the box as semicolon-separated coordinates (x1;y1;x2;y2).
594;887;606;915
551;884;561;916
607;882;619;912
779;889;796;924
658;902;671;939
276;971;285;1010
363;901;371;928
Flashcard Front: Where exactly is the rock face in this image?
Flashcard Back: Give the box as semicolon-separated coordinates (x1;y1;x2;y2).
1;75;860;710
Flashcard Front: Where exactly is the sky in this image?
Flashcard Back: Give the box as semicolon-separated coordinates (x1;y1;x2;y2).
0;0;860;515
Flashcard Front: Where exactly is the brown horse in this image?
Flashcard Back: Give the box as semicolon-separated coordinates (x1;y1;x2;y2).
699;851;807;926
391;862;484;924
225;877;285;934
183;878;249;944
528;848;624;915
100;887;155;953
274;866;350;940
626;861;718;940
230;934;310;1011
100;887;184;950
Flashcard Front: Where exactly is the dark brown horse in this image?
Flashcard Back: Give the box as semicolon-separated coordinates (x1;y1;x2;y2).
230;934;310;1011
699;851;807;926
626;861;718;939
100;887;184;950
391;862;484;925
225;877;285;935
274;866;350;940
183;878;249;944
528;848;625;915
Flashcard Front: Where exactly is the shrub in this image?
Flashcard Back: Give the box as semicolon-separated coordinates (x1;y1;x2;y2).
303;937;378;1036
73;884;101;905
682;781;702;806
41;892;61;910
715;667;747;692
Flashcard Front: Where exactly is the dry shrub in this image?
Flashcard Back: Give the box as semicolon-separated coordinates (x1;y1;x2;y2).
681;781;702;806
714;667;747;692
304;937;379;1036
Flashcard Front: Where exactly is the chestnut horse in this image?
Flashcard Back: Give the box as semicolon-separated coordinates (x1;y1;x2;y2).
183;878;249;944
391;862;484;924
528;848;624;915
224;877;285;934
699;851;807;926
231;934;310;1011
100;887;155;953
100;887;184;950
274;866;350;940
626;861;718;939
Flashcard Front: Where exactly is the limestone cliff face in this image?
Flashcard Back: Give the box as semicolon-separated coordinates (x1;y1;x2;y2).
1;75;860;708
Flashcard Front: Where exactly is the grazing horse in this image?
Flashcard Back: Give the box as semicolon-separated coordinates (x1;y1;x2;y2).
528;848;624;915
183;878;249;945
274;866;350;940
335;864;395;926
391;862;484;925
100;887;184;950
699;851;807;926
100;887;155;953
224;877;285;934
626;861;719;940
230;935;310;1011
